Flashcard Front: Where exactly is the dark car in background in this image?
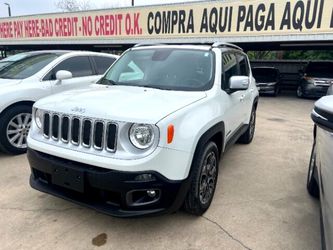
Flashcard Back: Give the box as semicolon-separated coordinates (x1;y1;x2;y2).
297;62;333;98
252;67;281;96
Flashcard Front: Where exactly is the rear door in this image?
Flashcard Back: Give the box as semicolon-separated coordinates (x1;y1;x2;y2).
44;56;98;94
235;52;253;122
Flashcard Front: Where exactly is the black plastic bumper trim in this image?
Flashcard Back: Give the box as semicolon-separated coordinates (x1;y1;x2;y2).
27;149;190;217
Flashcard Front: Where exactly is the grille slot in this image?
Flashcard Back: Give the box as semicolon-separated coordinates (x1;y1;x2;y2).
41;112;117;153
43;113;50;138
61;116;70;142
94;121;104;150
71;118;80;145
52;114;60;140
106;123;117;151
82;119;92;147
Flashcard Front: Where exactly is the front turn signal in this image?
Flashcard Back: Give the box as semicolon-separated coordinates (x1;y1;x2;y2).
167;125;174;144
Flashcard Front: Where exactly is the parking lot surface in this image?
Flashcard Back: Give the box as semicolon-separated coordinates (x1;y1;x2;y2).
0;95;320;250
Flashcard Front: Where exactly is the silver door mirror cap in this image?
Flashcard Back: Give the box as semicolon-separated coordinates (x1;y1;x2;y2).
56;70;73;81
229;76;249;91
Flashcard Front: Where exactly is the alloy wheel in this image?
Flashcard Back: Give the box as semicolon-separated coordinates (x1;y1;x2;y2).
199;151;217;205
6;113;32;149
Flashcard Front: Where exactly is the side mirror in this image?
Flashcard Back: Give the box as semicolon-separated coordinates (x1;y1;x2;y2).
56;70;72;81
312;96;333;132
229;76;249;92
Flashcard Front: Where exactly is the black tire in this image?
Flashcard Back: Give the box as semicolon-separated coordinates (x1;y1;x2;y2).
0;104;32;155
184;142;219;215
238;107;256;144
297;86;304;98
273;86;279;97
307;143;320;198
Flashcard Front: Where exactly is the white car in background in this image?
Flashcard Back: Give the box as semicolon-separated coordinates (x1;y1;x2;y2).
0;50;118;154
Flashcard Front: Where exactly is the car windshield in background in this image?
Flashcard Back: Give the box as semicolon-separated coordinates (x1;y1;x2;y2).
0;53;31;70
252;68;278;83
0;61;11;69
0;53;29;63
0;53;59;80
102;48;214;91
305;62;333;78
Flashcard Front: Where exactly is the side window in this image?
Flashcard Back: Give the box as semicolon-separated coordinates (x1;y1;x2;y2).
44;56;93;80
93;56;116;75
237;53;250;76
222;53;238;90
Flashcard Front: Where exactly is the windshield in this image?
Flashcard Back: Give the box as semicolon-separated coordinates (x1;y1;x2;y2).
101;48;214;91
0;53;59;79
1;53;29;62
305;62;333;78
252;68;279;83
0;61;11;69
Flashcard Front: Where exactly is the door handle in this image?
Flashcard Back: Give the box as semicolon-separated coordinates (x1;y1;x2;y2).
240;95;245;102
250;88;254;93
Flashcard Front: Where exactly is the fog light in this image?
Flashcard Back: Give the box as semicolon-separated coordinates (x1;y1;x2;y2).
134;174;156;182
147;190;156;198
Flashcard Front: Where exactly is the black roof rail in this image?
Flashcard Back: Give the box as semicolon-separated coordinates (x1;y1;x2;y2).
211;42;243;51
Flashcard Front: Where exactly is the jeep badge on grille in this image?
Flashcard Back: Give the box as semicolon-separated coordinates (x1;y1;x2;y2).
71;107;86;114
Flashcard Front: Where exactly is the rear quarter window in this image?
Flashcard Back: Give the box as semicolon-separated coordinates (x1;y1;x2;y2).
93;56;116;75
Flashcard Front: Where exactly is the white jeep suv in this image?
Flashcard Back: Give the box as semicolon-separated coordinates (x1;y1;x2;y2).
0;50;118;154
27;44;259;217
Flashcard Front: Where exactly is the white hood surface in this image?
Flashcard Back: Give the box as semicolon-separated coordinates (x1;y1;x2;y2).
0;78;22;88
36;84;207;124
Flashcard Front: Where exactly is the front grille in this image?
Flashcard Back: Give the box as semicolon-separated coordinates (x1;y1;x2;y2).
42;112;117;152
314;79;333;87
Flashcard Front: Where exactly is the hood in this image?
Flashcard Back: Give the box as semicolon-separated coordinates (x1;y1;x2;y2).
35;84;207;124
0;78;22;87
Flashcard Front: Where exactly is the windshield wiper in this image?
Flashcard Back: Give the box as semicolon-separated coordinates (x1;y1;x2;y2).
98;78;117;85
140;84;173;90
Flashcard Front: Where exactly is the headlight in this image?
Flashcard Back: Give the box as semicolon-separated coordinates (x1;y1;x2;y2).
129;123;155;149
304;77;315;84
35;109;43;129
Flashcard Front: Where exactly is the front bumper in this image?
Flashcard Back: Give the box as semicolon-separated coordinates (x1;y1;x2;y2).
302;83;329;98
257;85;276;94
28;149;190;217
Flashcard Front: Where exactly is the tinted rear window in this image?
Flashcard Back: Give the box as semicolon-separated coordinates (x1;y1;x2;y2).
305;62;333;77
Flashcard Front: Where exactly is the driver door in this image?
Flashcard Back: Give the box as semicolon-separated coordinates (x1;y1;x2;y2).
44;56;99;94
